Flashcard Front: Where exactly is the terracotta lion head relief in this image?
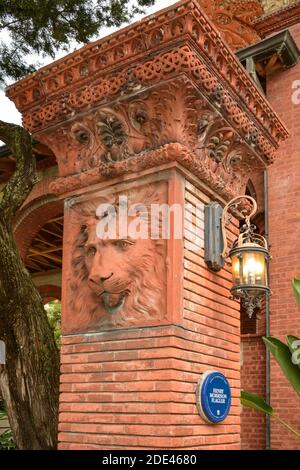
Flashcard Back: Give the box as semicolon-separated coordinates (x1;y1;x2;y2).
64;182;168;333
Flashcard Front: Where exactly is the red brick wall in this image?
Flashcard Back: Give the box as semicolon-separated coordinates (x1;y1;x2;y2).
182;180;241;449
241;336;266;449
266;22;300;450
59;325;239;450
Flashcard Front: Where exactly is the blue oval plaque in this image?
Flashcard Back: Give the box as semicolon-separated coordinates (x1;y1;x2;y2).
196;370;231;423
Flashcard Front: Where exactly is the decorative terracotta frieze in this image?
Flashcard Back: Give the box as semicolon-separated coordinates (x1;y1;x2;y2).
261;0;296;14
198;0;263;50
16;44;287;157
7;1;287;140
254;0;300;37
6;0;288;200
49;142;265;203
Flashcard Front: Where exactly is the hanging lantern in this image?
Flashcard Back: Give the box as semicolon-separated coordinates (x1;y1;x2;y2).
223;196;270;318
205;195;270;318
229;222;270;318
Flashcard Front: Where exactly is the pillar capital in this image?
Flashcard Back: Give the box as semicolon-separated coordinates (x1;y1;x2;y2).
7;0;288;201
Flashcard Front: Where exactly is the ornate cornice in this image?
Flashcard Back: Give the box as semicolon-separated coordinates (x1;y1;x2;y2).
6;1;287;138
32;72;280;179
198;0;263;50
5;0;289;200
255;1;300;37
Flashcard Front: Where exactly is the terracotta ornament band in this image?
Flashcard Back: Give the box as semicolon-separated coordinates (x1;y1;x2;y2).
6;0;289;201
254;0;300;37
7;1;287;143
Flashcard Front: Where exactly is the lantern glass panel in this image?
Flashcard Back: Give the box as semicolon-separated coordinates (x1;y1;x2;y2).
231;249;267;288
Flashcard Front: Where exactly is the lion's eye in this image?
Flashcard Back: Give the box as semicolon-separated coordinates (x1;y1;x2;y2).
115;240;132;250
86;246;97;257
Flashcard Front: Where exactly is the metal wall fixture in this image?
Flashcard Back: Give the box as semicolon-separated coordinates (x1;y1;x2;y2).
204;196;270;318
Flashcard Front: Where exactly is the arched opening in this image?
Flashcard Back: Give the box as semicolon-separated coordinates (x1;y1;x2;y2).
24;214;63;275
24;214;63;347
12;192;64;349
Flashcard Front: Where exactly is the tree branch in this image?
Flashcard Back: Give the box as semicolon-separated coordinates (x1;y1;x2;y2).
0;121;38;222
0;19;20;29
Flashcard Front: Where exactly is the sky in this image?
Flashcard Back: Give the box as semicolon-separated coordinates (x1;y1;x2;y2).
0;1;175;126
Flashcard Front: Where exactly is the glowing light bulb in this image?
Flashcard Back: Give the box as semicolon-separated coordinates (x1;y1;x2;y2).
245;256;256;272
243;255;265;285
244;256;256;285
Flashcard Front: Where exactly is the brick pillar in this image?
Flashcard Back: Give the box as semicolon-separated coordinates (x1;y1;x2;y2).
266;22;300;451
6;0;287;450
57;166;241;450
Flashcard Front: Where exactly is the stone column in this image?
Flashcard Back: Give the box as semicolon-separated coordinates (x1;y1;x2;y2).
7;0;287;450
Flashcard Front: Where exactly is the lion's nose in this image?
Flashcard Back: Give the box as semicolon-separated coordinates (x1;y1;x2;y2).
89;272;113;285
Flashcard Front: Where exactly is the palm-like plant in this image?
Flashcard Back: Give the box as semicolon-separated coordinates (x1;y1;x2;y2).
241;278;300;439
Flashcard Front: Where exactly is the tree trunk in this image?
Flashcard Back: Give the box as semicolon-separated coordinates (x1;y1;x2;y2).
0;121;60;449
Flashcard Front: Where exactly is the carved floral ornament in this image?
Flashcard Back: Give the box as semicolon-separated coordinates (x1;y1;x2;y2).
29;45;284;172
198;0;263;50
45;79;265;201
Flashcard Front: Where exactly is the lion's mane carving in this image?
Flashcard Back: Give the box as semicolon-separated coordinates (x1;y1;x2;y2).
66;183;167;333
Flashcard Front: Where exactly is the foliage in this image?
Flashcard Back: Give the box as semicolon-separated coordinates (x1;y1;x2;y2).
0;402;17;450
241;391;300;440
45;300;61;348
241;278;300;440
0;0;155;85
0;428;17;450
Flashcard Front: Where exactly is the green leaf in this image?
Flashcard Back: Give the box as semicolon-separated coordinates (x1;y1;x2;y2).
292;278;300;309
241;390;273;415
241;390;300;439
263;336;300;396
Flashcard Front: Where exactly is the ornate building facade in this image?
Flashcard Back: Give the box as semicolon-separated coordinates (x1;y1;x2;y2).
1;0;300;450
